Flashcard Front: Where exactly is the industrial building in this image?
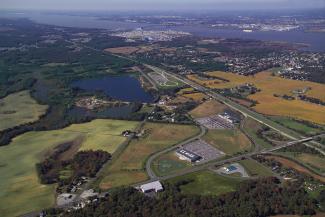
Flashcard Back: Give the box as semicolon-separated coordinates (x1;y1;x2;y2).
176;149;202;163
140;181;164;193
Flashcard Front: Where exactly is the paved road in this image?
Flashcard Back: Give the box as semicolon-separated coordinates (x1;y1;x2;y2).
146;65;325;153
68;40;325;183
137;133;325;187
146;125;206;178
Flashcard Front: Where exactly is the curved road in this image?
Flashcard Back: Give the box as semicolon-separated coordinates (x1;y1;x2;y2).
146;125;207;179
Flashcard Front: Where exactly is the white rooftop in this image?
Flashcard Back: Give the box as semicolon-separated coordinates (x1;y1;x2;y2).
140;181;163;193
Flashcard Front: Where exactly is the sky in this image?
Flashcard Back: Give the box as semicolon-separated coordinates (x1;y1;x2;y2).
1;0;325;11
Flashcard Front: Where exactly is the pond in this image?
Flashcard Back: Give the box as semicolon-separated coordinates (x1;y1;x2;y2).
71;75;155;103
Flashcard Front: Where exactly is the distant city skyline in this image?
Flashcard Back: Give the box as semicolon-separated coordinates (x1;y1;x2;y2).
1;0;325;11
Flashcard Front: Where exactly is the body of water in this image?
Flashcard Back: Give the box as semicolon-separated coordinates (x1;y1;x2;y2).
72;75;155;103
1;12;325;52
0;13;325;52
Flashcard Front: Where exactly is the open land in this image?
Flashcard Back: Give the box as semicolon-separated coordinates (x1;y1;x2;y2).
239;159;274;177
270;116;324;135
278;152;325;174
0;90;48;131
187;71;325;124
203;129;252;155
99;122;200;189
242;117;274;149
265;155;325;182
152;151;191;177
189;100;227;118
104;46;140;55
0;119;138;217
166;170;241;196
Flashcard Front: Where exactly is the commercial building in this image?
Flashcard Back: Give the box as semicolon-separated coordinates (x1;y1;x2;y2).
225;165;238;172
176;149;202;163
140;181;164;193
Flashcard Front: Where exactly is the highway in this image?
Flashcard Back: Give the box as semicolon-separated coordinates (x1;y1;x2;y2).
70;40;325;186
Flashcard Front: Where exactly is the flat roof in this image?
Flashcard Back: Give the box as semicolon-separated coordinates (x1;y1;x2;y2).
227;165;237;171
176;149;202;161
140;181;163;192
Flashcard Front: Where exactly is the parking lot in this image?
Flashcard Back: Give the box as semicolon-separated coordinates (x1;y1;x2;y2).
182;139;225;163
195;115;234;129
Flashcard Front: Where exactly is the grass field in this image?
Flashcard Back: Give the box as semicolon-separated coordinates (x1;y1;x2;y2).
242;117;273;149
239;159;274;177
166;170;241;196
270;116;324;136
203;129;252;155
99;122;200;189
187;71;325;124
189;100;227;118
152;151;191;176
0;119;139;217
0;90;48;131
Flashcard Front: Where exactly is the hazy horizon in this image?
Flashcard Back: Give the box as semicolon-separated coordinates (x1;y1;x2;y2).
1;0;325;11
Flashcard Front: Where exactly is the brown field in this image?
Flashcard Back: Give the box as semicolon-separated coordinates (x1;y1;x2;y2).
99;122;200;189
187;71;325;124
177;87;195;95
190;100;227;118
182;92;207;102
230;97;254;107
265;155;325;182
296;153;325;172
169;96;193;104
104;46;139;55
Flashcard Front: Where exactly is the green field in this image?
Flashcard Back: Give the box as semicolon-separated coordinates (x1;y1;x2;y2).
271;116;324;136
239;159;274;177
0;119;139;217
166;170;241;196
0;90;48;131
152;151;191;176
242;118;274;149
203;129;252;155
99;122;200;189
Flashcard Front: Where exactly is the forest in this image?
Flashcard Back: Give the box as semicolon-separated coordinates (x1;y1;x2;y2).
44;177;317;217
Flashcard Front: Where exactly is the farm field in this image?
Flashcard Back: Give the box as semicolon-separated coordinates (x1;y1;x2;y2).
152;151;191;177
0;119;138;217
189;99;226;118
270;116;324;136
203;129;252;155
239;159;274;177
99;122;200;189
104;46;140;55
0;90;48;131
265;155;325;182
166;170;241;196
187;71;325;124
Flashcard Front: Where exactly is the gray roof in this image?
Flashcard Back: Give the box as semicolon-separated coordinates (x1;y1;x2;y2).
140;181;163;192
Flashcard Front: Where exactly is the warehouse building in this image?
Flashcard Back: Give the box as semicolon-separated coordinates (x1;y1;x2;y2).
140;181;164;193
176;149;202;163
